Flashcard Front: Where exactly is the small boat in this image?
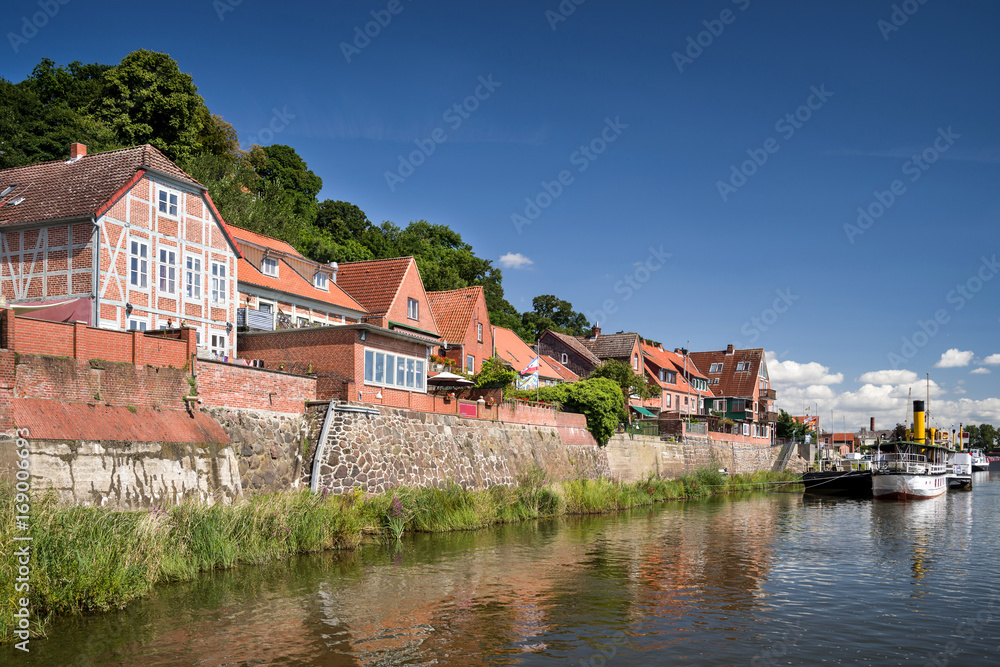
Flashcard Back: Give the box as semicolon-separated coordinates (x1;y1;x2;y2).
802;456;872;498
970;449;989;472
871;400;948;500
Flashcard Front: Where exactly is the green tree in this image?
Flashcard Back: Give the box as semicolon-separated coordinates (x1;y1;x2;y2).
472;356;517;389
315;200;372;242
521;295;591;342
974;424;997;450
90;49;210;162
587;359;657;401
565;378;628;446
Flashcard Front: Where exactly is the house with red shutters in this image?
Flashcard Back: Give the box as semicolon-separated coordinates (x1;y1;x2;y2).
689;344;777;440
335;256;441;342
0;143;241;357
426;286;492;374
229;225;367;331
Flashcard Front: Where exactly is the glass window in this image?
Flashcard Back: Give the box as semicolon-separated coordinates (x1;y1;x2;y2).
407;297;419;320
158;188;179;217
128;318;148;331
185;255;202;299
262;257;278;277
477;322;483;342
406;358;415;387
211;262;227;303
314;272;328;290
561;353;568;364
130;239;148;288
396;357;406;386
364;350;374;382
384;354;395;385
158;248;176;294
415;360;424;390
375;353;385;383
709;363;723;373
467;355;474;373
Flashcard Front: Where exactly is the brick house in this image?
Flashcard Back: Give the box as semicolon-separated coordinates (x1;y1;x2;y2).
493;325;572;386
335;257;441;342
536;329;603;378
229;226;367;332
426;286;492;374
689;344;777;440
0;143;241;357
640;341;712;416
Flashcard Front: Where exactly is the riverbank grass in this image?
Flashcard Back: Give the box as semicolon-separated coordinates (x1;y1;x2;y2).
1;469;799;643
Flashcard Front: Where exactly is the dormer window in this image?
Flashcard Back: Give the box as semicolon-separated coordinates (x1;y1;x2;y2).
157;187;179;218
736;361;750;372
709;363;723;373
314;271;328;290
262;257;278;277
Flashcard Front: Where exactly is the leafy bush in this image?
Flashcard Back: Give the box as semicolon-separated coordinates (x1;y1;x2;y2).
472;356;517;389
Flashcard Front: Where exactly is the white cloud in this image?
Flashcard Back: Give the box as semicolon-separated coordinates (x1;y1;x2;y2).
766;352;843;386
857;370;918;385
498;252;534;270
970;367;991;375
934;348;974;368
983;353;1000;365
954;387;967;395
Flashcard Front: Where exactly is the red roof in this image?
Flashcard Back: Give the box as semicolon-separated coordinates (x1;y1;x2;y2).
641;344;713;398
426;286;484;345
543;330;602;367
539;354;580;382
493;326;564;380
689;347;767;398
238;258;367;313
0;144;242;258
336;256;414;316
228;225;304;258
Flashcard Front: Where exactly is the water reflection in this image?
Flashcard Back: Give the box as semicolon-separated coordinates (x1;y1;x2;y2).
8;479;1000;666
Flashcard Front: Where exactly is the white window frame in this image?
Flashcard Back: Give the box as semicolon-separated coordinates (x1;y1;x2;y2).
185;254;202;301
314;271;329;291
407;297;419;320
129;238;149;288
128;317;149;332
210;261;228;305
714;399;726;412
261;256;279;277
363;347;426;393
477;322;483;343
467;354;475;373
158;247;177;295
665;393;672;408
709;363;723;373
209;331;228;358
157;186;180;219
736;361;750;372
561;353;568;364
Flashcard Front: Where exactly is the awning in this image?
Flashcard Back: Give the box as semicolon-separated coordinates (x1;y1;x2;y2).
631;405;656;418
10;297;92;325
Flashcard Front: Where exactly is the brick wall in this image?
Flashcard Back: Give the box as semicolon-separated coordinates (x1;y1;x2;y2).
197;360;316;412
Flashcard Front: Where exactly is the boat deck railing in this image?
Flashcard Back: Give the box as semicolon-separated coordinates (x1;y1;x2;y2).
872;453;946;475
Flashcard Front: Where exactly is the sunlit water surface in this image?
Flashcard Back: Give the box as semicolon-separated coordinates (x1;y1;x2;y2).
7;472;1000;666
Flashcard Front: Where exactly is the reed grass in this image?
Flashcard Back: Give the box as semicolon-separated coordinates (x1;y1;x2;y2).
0;468;799;644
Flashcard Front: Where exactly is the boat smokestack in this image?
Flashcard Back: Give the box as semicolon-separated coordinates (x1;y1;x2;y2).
913;400;925;444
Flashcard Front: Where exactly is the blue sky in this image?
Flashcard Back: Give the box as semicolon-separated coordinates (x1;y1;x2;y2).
3;0;999;430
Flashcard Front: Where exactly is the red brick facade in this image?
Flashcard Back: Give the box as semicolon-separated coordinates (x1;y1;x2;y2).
196;360;316;412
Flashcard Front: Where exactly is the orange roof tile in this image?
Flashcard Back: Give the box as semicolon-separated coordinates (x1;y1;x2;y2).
238;257;367;313
335;256;414;316
228;225;304;258
426;286;483;345
493;326;563;380
539;354;580;382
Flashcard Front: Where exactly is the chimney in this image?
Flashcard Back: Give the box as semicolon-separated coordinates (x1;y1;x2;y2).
725;344;735;355
870;417;875;432
328;261;338;284
69;143;87;160
590;323;601;339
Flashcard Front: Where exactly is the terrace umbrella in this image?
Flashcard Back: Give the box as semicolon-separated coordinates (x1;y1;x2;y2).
426;371;473;386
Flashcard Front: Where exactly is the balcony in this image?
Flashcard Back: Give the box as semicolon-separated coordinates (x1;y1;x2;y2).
759;388;776;399
238;307;275;331
764;411;779;422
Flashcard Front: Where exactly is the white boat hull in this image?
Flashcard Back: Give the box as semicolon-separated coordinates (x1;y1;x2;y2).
872;473;947;499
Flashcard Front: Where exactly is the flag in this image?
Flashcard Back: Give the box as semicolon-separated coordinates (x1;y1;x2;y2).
517;356;540;390
522;356;540;375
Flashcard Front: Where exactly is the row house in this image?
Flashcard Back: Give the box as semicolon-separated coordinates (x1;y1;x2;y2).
536;329;603;378
640;341;713;417
689;345;777;440
493;325;572;386
230;226;367;331
336;257;441;342
0;143;240;357
426;286;492;374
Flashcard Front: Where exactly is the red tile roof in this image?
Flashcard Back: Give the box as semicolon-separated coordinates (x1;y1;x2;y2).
0;144;201;227
493;326;563;380
540;354;579;382
238;258;367;313
544;330;603;367
228;225;304;258
335;256;414;316
689;347;766;398
426;286;484;345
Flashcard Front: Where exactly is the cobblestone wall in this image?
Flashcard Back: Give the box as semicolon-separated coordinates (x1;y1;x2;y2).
204;407;309;494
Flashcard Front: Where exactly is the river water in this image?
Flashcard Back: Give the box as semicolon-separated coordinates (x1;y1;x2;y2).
8;473;1000;666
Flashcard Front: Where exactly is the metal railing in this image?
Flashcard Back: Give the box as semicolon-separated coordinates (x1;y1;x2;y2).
620;421;659;437
872;453;946;475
